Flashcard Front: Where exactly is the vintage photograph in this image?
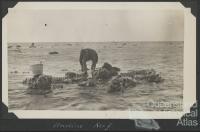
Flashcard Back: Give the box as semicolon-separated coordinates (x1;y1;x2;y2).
5;4;185;112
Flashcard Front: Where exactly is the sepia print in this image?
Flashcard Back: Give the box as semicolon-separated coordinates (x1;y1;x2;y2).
2;2;196;119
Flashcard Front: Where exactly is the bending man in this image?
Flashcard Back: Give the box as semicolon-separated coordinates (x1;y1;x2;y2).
79;48;98;75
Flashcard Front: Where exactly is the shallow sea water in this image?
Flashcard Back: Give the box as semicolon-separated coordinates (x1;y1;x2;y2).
8;42;183;111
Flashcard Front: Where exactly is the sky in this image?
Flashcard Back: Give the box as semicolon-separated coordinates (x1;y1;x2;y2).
6;9;184;42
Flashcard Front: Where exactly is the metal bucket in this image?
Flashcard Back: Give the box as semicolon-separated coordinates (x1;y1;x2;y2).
31;63;43;75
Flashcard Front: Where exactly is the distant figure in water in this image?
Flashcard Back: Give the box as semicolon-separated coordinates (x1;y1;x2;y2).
79;48;98;76
29;43;36;48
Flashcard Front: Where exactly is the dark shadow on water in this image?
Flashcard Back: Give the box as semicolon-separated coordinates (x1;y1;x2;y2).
26;88;52;95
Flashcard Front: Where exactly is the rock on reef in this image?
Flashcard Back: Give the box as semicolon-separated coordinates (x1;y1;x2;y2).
23;75;52;89
108;76;136;93
107;69;164;93
22;62;164;94
120;69;164;83
49;51;59;55
93;62;120;80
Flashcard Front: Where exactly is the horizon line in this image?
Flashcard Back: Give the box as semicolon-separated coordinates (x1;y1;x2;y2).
7;41;184;43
